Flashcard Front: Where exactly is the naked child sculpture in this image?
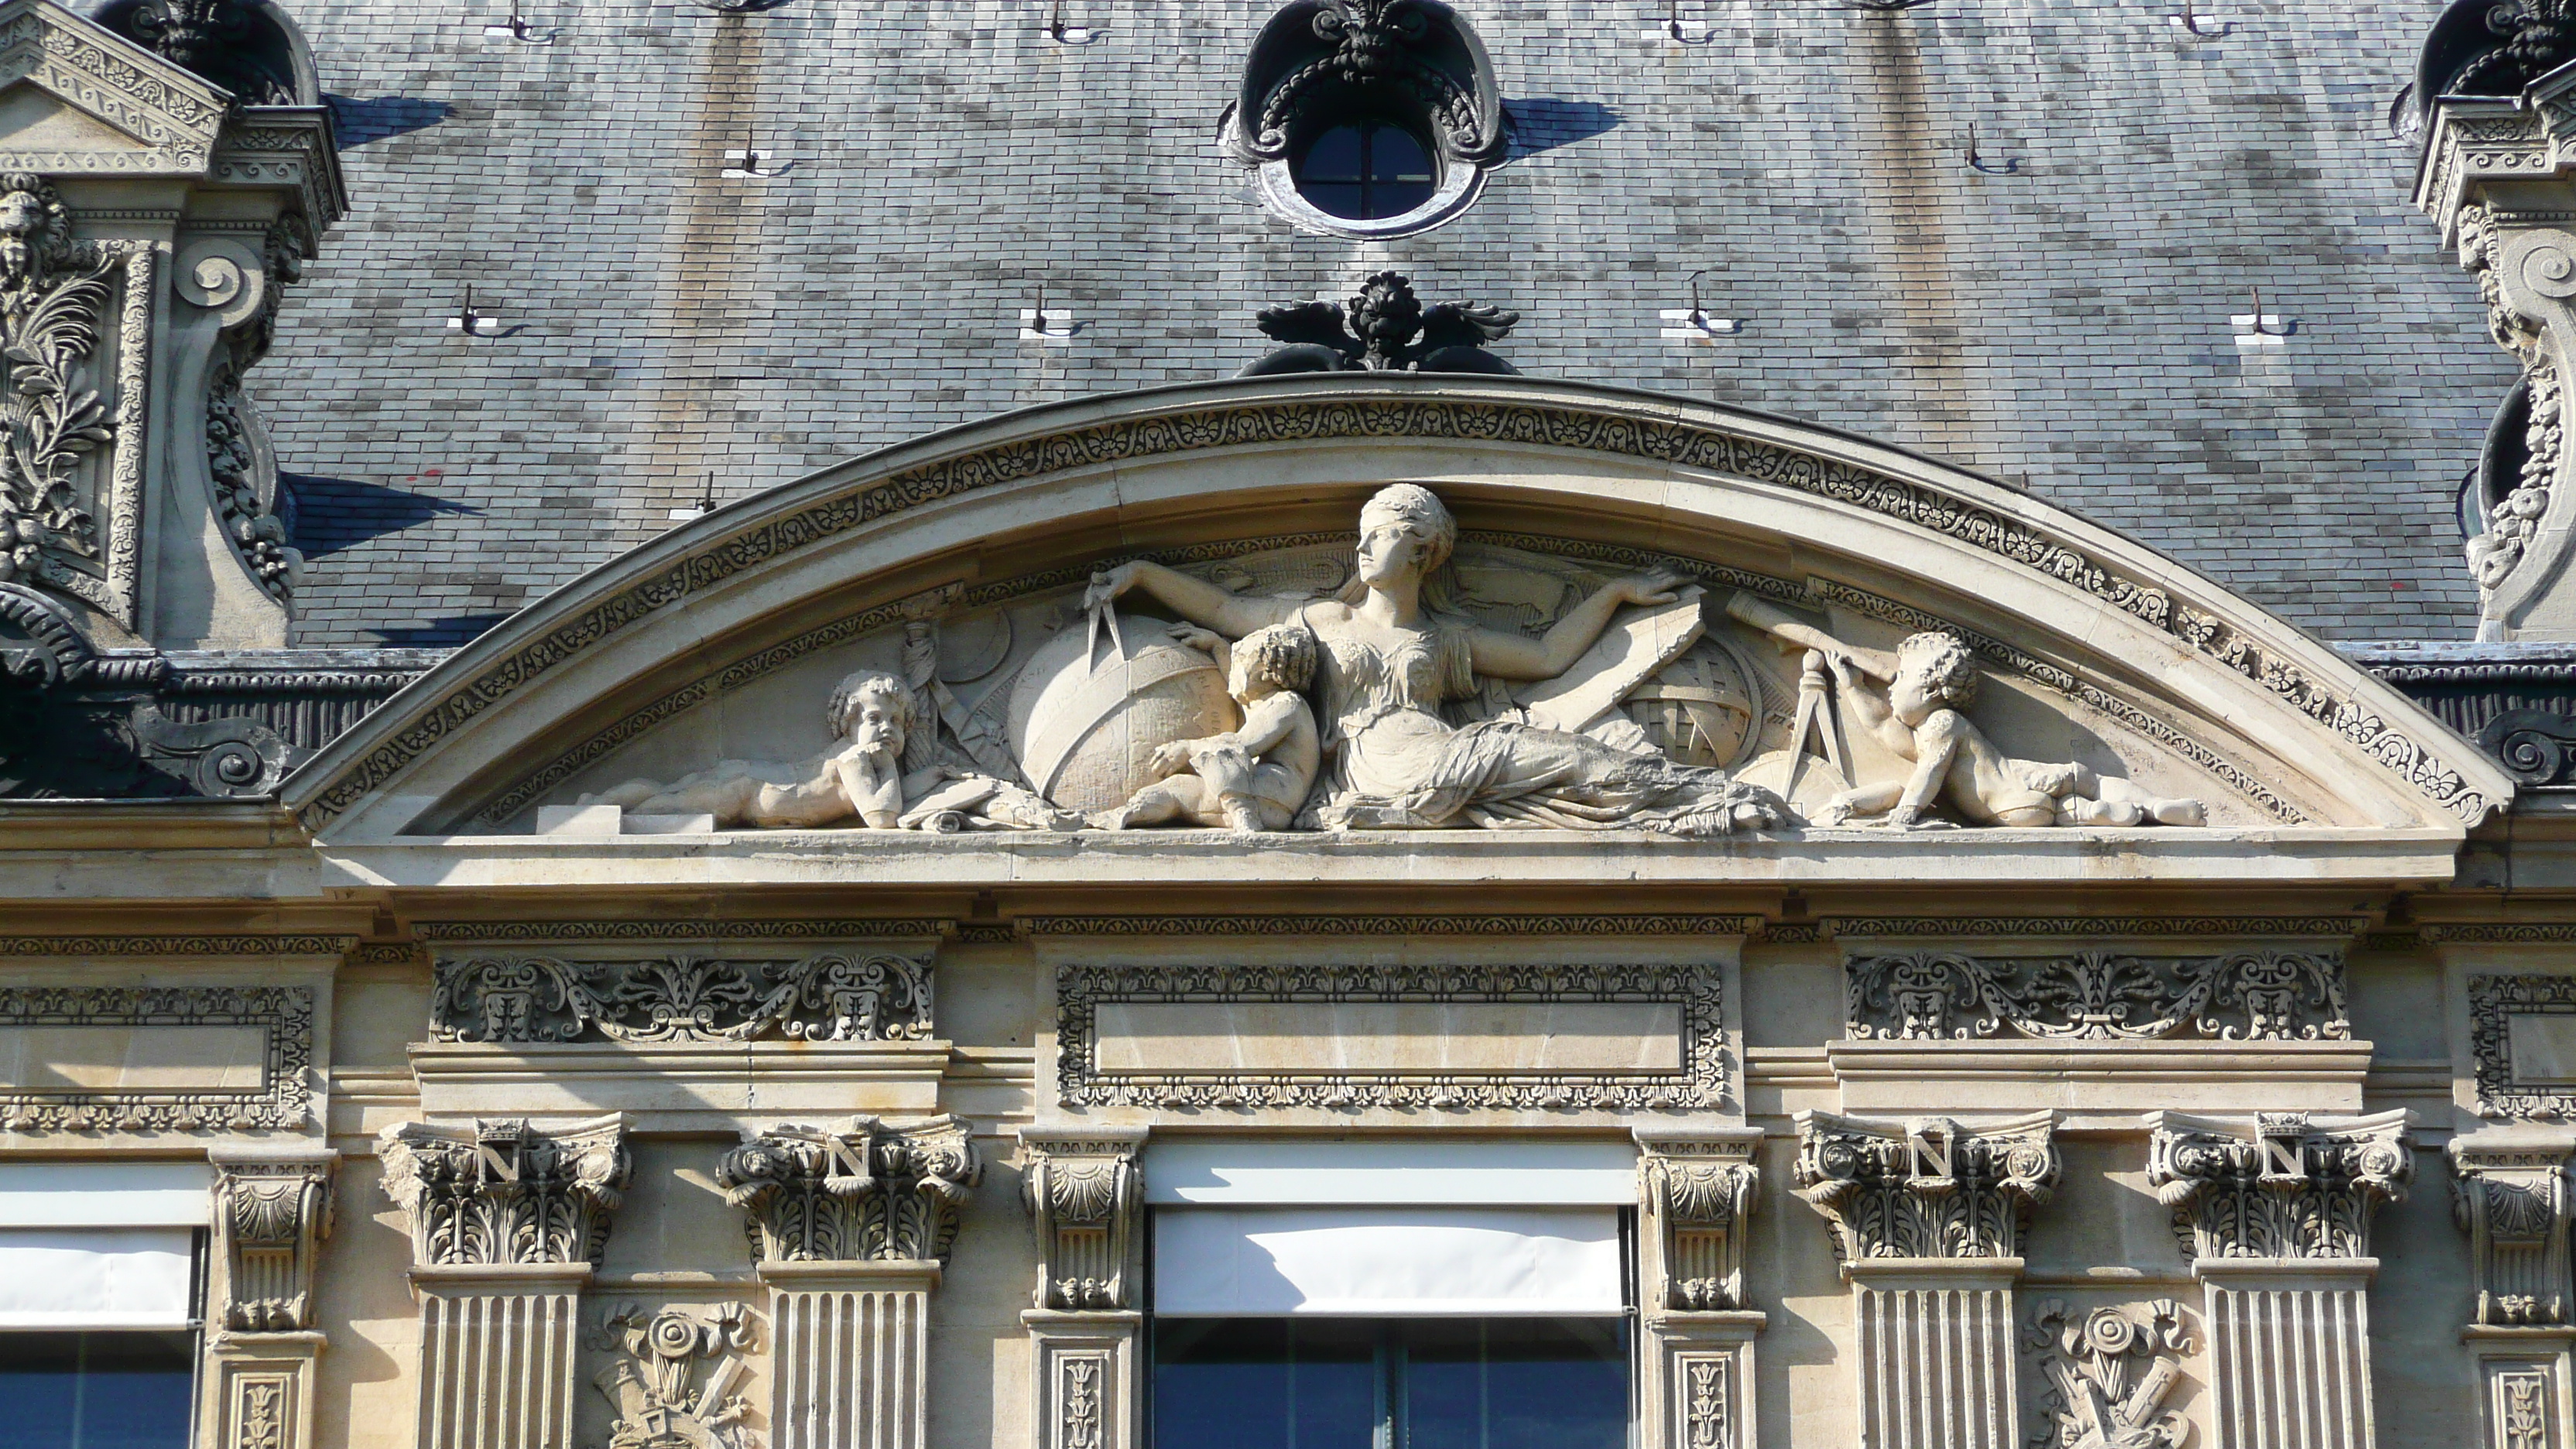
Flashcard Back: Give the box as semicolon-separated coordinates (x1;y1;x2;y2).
1087;622;1322;834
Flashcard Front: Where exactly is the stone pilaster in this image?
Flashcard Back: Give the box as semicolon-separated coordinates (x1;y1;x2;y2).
1018;1129;1146;1449
2454;1127;2576;1449
718;1115;981;1449
1637;1128;1764;1449
1793;1111;2059;1449
378;1115;632;1449
2146;1110;2412;1449
204;1146;337;1449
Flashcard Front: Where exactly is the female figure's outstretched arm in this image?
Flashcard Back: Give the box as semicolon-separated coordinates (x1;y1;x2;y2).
1468;569;1693;681
1086;560;1300;639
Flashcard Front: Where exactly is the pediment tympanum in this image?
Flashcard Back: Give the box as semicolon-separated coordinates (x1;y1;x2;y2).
286;375;2512;882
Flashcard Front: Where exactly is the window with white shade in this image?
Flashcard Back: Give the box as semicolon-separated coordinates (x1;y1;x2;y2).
0;1163;208;1449
1145;1142;1633;1449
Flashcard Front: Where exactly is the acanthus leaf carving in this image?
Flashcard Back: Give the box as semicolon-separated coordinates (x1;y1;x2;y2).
376;1115;632;1267
1020;1131;1144;1311
2144;1110;2413;1261
2449;1131;2576;1327
2021;1298;2194;1449
717;1115;981;1266
1845;948;2349;1043
1639;1131;1759;1311
428;949;933;1046
1792;1110;2060;1262
0;175;116;598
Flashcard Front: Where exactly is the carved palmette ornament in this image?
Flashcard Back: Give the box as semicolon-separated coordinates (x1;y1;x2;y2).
2449;1135;2576;1327
2145;1111;2412;1260
376;1115;631;1267
2022;1299;2194;1449
1793;1111;2060;1262
429;949;933;1046
1639;1136;1759;1311
1845;949;2348;1043
718;1115;981;1265
1022;1136;1142;1310
212;1153;335;1331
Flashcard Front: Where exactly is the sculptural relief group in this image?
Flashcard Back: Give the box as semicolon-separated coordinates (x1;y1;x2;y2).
577;485;2210;836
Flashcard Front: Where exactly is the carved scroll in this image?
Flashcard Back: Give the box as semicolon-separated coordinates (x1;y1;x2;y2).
211;1147;336;1331
1793;1111;2060;1262
378;1115;632;1268
1845;948;2348;1043
1021;1131;1143;1311
717;1115;980;1266
430;950;933;1046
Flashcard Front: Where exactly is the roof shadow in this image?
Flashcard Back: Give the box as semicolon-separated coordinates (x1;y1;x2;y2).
368;613;516;648
283;473;479;560
1504;98;1622;159
326;94;453;149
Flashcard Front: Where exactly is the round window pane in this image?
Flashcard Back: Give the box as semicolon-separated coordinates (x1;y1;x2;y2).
1292;120;1439;221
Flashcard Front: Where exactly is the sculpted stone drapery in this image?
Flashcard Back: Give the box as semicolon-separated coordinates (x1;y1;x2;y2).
2146;1111;2413;1260
377;1115;632;1267
1793;1111;2060;1261
1090;483;1785;835
428;949;933;1044
1845;948;2349;1043
717;1115;981;1265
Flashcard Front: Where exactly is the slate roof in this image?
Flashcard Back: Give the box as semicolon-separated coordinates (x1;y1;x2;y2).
256;0;2506;646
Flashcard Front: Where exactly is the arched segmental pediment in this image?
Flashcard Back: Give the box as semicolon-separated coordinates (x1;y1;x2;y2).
283;375;2512;872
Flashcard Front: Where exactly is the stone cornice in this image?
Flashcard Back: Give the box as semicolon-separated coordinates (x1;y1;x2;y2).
1019;913;1761;937
413;919;950;944
0;0;228;175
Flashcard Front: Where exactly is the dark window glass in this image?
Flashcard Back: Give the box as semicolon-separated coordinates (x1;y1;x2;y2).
1152;1318;1625;1449
1291;120;1438;220
0;1332;196;1449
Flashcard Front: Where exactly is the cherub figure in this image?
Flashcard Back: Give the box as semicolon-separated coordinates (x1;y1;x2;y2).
1088;621;1322;833
1818;632;2205;830
581;669;917;828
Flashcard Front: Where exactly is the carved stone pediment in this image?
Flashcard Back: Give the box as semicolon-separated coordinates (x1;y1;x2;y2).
0;0;226;174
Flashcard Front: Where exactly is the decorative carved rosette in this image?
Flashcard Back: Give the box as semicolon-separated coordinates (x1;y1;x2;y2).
2450;1131;2576;1327
717;1115;981;1266
2145;1110;2413;1261
376;1115;632;1267
429;949;933;1046
1020;1132;1145;1311
211;1149;336;1332
1845;948;2350;1043
1792;1111;2060;1262
1638;1131;1759;1311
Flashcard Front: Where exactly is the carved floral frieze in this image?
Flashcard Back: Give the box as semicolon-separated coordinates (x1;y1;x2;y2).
0;982;312;1133
428;950;933;1046
378;1115;632;1267
2145;1111;2413;1260
1845;948;2348;1043
2022;1299;2193;1449
1056;960;1725;1112
716;1115;980;1266
1793;1111;2060;1262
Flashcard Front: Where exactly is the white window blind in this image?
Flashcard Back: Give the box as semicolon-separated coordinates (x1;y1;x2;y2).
1143;1139;1636;1205
0;1228;197;1328
1153;1207;1623;1317
0;1161;208;1327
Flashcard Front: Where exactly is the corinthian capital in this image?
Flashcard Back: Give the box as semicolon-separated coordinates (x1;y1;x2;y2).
2145;1110;2413;1261
718;1115;981;1266
1019;1129;1145;1311
2450;1126;2576;1327
209;1146;337;1332
1792;1111;2058;1262
376;1115;631;1268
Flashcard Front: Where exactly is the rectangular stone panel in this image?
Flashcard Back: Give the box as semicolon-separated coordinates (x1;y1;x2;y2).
0;1025;269;1091
2513;1015;2576;1084
1092;1001;1684;1074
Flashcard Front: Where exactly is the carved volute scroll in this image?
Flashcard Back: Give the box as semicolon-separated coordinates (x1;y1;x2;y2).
2145;1110;2414;1260
376;1115;632;1267
2451;1129;2576;1327
211;1146;337;1331
1637;1129;1759;1311
430;947;935;1045
718;1115;982;1266
1792;1111;2060;1262
1845;948;2349;1043
1019;1129;1145;1311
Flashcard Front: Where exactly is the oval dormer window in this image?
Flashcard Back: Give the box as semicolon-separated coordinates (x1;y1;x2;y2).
1228;1;1506;240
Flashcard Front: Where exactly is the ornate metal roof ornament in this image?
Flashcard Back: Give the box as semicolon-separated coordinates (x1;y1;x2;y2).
1238;271;1519;375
